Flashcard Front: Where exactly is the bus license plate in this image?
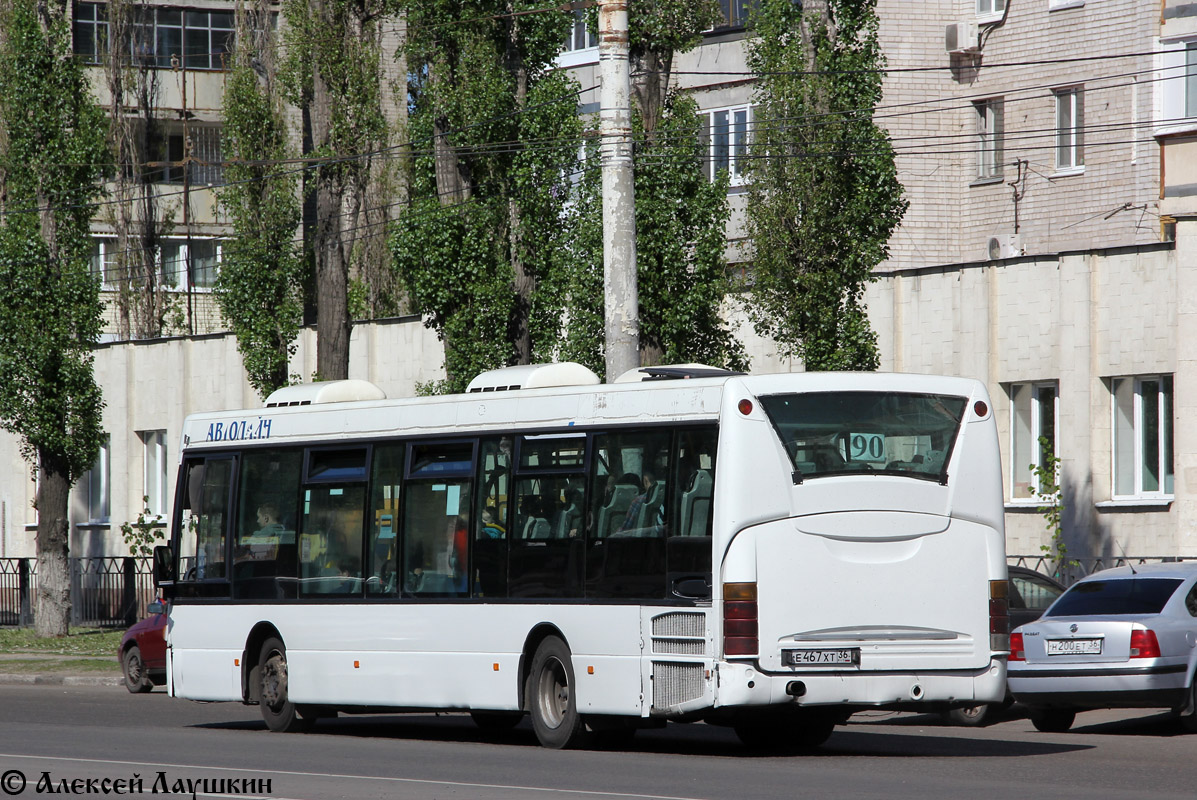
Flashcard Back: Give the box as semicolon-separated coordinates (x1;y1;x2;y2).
1046;638;1103;656
783;648;860;667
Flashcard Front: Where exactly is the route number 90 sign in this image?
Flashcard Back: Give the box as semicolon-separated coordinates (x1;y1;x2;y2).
849;433;885;462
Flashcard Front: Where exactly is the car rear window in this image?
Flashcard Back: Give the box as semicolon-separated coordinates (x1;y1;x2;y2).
1045;578;1184;617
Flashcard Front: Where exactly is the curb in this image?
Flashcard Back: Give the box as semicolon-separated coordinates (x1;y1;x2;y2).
0;673;123;687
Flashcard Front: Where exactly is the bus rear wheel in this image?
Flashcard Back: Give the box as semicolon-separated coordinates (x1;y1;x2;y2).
258;637;315;733
527;636;587;749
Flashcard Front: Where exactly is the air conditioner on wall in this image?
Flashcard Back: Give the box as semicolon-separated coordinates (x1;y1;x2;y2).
945;22;980;55
986;234;1023;260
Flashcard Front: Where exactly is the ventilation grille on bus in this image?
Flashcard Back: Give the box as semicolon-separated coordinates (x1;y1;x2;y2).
652;612;706;655
652;662;706;710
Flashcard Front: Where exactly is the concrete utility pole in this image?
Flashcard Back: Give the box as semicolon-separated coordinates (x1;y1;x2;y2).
598;0;639;381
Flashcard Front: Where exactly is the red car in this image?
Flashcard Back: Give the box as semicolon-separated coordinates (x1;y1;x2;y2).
117;601;167;693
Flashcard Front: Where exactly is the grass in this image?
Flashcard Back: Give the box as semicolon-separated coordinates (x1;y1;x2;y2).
0;628;124;657
0;657;120;674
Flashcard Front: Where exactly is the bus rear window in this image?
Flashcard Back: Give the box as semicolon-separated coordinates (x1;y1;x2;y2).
759;391;967;483
1045;578;1183;617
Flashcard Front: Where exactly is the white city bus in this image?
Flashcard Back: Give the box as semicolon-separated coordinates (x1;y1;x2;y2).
155;363;1009;750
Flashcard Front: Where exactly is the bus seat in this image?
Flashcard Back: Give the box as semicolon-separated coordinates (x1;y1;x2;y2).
635;480;666;531
523;516;551;539
596;483;637;539
553;504;582;538
680;469;712;536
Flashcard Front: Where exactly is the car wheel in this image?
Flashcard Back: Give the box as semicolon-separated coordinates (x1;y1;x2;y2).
1180;678;1197;733
944;703;990;727
470;710;523;733
258;637;315;733
527;636;587;749
122;645;153;694
1029;708;1075;733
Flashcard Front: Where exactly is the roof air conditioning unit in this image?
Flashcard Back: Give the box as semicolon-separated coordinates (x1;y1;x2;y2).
986;234;1023;261
945;22;980;55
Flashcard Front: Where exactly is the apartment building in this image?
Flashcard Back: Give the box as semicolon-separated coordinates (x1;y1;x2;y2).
2;0;1196;569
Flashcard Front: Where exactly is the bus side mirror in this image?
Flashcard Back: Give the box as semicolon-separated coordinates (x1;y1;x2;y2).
153;545;176;594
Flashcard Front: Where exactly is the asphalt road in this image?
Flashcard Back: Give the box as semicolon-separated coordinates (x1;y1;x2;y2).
2;686;1196;799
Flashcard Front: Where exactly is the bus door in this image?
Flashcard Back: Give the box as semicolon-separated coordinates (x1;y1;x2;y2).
173;455;236;599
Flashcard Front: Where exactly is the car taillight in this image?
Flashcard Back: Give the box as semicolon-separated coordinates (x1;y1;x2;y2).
990;579;1010;652
1130;629;1161;658
1009;632;1025;662
723;582;758;657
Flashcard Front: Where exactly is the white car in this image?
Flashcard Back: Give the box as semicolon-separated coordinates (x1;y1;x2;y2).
1008;562;1197;732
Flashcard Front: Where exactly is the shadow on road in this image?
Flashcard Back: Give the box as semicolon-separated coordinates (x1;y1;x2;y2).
191;713;1093;759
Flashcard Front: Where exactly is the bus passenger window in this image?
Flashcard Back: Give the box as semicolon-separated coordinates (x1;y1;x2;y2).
299;486;366;596
474;438;511;598
403;481;470;596
232;450;301;600
367;444;404;596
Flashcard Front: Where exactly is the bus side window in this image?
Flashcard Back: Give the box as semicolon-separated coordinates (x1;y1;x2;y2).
177;457;234;592
367;444;405;596
668;427;716;599
474;438;511;598
232;450;301;600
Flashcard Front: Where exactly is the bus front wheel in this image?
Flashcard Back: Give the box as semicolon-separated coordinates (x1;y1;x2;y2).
258;637;315;733
527;636;587;749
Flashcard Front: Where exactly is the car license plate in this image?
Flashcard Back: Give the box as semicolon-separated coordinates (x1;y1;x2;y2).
1046;637;1103;656
782;648;860;667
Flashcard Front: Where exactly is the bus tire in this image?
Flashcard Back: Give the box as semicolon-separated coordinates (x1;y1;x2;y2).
258;637;314;733
527;636;587;749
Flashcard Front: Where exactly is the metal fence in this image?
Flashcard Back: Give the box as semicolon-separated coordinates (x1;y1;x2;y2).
0;556;155;628
1008;554;1197;586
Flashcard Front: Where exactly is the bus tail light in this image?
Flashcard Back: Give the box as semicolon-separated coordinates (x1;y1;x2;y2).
724;582;758;657
1009;632;1025;662
989;579;1009;652
1130;629;1161;658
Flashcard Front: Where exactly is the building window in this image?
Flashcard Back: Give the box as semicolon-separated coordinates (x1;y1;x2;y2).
73;3;233;71
73;2;108;64
977;0;1006;17
89;238;117;287
1112;375;1174;498
160;239;221;291
1055;87;1084;171
564;8;595;52
704;106;750;185
1009;382;1058;501
975;98;1003;180
86;435;111;524
140;430;168;517
714;0;756;30
150;125;223;186
1187;42;1197;119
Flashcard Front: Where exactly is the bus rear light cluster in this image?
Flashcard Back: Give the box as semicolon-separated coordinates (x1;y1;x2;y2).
989;579;1010;652
723;582;758;657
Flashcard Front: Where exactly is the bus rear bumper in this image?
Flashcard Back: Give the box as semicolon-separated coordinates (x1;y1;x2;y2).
714;657;1007;711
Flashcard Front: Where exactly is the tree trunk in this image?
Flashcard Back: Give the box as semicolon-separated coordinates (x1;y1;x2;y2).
505;7;533;365
34;454;71;637
309;0;350;381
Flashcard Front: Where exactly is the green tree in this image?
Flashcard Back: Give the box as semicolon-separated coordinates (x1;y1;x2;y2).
557;0;746;376
216;0;305;399
744;0;906;371
280;0;398;380
392;0;581;392
0;0;109;636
